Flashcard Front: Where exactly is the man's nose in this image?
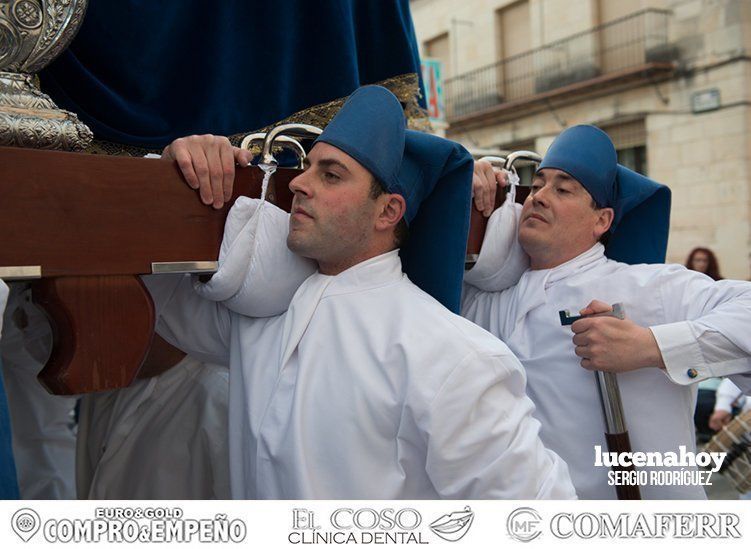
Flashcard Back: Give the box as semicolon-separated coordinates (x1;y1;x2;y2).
289;170;312;197
531;185;551;207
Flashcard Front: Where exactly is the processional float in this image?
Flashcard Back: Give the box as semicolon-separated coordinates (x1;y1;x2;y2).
0;2;537;395
0;0;638;500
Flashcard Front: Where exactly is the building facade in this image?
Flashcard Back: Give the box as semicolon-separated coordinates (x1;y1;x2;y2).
411;0;751;278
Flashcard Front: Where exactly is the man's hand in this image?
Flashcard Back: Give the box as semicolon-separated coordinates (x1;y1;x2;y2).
161;134;254;209
708;410;732;432
571;300;667;373
709;410;733;431
472;159;508;217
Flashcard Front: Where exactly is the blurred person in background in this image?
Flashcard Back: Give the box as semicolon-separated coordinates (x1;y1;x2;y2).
686;247;723;281
708;377;751;500
709;378;750;432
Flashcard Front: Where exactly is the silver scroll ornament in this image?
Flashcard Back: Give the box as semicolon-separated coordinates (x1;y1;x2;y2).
0;0;93;150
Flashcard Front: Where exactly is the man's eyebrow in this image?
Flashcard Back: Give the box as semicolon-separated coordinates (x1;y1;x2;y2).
533;170;577;186
552;172;578;186
316;158;351;174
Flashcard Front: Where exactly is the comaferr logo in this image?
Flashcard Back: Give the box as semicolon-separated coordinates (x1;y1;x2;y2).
506;509;741;541
507;507;542;542
550;512;741;539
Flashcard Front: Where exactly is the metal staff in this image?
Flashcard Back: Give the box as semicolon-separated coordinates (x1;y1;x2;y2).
559;303;642;500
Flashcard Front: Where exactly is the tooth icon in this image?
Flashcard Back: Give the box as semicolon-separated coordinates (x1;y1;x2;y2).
12;509;40;542
429;506;474;542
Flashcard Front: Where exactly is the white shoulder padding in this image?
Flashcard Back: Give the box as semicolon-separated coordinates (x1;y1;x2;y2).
464;199;529;292
193;198;316;317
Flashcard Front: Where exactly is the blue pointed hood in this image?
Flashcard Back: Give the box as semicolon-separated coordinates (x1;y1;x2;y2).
316;86;473;312
538;125;671;264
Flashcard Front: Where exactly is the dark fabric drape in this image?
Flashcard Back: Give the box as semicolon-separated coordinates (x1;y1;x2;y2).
40;0;424;148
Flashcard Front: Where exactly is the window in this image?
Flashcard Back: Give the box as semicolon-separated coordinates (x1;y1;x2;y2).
603;120;648;175
495;1;531;99
598;0;644;72
617;146;648;175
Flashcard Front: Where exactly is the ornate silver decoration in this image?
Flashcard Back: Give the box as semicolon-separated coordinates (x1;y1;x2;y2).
0;20;21;66
13;1;43;30
0;0;92;150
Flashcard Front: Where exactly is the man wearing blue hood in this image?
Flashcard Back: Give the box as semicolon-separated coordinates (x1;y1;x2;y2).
464;125;751;499
143;86;576;499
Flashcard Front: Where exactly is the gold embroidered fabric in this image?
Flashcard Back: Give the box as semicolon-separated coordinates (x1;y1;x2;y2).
83;73;429;157
84;141;157;157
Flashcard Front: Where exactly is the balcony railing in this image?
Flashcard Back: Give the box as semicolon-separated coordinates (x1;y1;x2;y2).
444;9;675;121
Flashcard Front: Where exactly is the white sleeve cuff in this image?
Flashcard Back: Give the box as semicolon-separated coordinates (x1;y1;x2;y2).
713;390;735;412
650;321;710;385
730;374;751;395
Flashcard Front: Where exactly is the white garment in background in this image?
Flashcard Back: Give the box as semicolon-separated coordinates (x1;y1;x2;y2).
146;250;576;499
463;243;751;499
0;284;76;499
711;378;751;499
714;378;751;414
77;355;229;499
731;375;751;394
0;280;7;333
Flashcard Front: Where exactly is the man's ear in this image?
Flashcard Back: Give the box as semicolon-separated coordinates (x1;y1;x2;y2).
376;193;406;232
594;207;615;239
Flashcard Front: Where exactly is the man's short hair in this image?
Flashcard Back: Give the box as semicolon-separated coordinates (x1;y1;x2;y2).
369;178;409;248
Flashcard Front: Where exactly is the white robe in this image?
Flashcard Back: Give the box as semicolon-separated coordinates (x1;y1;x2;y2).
76;355;230;499
462;243;751;499
0;281;6;331
0;283;76;499
146;250;576;499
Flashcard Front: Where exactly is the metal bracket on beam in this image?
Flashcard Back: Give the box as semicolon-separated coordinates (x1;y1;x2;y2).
151;261;218;275
0;266;42;280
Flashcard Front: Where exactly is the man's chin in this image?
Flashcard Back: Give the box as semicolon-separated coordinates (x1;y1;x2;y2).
518;229;545;256
286;236;305;255
286;235;317;260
